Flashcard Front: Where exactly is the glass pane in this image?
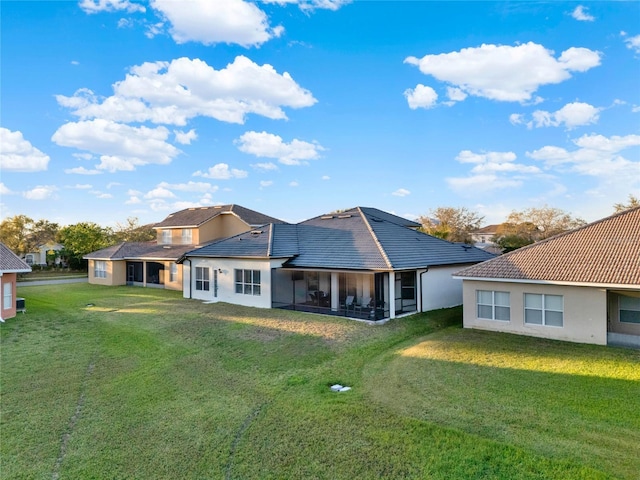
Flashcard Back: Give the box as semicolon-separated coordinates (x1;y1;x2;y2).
477;290;492;304
203;268;209;281
525;294;542;309
235;269;242;282
495;292;510;307
244;270;252;283
545;310;563;327
620;310;640;324
254;285;261;296
495;306;510;321
478;305;493;319
545;295;563;311
620;295;640;311
244;284;252;295
525;308;543;325
235;284;243;294
253;270;260;284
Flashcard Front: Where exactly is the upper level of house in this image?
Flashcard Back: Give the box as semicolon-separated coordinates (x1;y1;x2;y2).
471;224;501;245
153;204;284;246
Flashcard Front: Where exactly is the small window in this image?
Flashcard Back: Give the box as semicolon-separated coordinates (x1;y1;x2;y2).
181;229;192;244
195;267;209;291
524;294;563;327
3;282;12;310
476;290;510;321
620;295;640;324
94;261;107;279
235;269;261;296
169;263;178;282
162;230;172;244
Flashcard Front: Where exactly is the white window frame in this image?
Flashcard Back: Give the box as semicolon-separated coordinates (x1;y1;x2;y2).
94;260;107;279
476;290;510;321
195;267;210;291
181;229;192;244
235;269;261;296
524;293;563;327
3;282;12;310
169;263;178;282
619;295;640;324
25;254;35;265
161;230;172;244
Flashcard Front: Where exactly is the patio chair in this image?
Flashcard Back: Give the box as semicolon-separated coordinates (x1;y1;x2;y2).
355;296;371;316
341;295;354;312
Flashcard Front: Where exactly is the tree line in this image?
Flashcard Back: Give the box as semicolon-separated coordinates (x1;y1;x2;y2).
0;216;155;269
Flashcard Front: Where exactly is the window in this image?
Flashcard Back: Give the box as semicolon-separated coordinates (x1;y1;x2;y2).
476;290;510;321
3;282;12;310
524;294;563;327
162;230;172;244
94;261;107;279
181;229;192;244
235;269;261;296
25;254;34;265
195;267;209;291
620;295;640;324
170;263;178;282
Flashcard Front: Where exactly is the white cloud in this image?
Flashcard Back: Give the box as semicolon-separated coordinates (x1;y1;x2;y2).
404;84;438;109
531;102;601;129
52;119;181;172
64;166;103;175
446;174;522;194
174;129;197;145
623;33;640;54
90;190;113;199
106;182;122;189
509;113;525;125
125;195;142;204
144;186;176;199
260;180;274;188
236;131;324;165
527;133;640;179
446;86;467;102
193;163;248;180
56;56;316;126
392;188;411;197
157;181;217;193
0;183;13;195
321;175;330;180
251;162;278;171
73;184;93;189
0;128;50;172
571;5;594;22
289;181;299;187
404;42;601;103
455;150;517;164
262;0;350;11
149;0;280;47
23;185;58;200
79;0;145;14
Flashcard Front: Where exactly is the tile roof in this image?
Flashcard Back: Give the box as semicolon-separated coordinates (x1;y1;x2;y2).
455;206;640;286
184;206;495;271
83;241;197;261
153;204;284;228
0;242;32;272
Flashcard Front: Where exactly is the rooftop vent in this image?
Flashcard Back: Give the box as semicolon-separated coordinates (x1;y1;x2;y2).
321;215;334;220
337;214;352;219
250;230;263;235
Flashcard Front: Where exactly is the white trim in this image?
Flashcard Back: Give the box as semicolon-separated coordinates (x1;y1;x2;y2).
454;276;640;290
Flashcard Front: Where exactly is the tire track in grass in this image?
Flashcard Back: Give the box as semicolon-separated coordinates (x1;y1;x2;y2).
225;402;267;480
51;356;96;480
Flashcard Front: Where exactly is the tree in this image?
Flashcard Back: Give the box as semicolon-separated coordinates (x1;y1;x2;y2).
419;207;484;243
0;215;34;255
113;217;156;243
29;219;60;247
493;205;586;252
613;194;640;213
57;222;114;269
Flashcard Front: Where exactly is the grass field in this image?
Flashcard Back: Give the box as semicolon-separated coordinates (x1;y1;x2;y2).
2;284;639;479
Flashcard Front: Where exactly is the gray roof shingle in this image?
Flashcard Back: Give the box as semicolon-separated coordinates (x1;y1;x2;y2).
153;204;284;228
84;241;197;260
455;206;640;285
0;243;32;272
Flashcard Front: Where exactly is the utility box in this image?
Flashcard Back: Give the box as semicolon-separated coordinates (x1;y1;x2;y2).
16;297;26;313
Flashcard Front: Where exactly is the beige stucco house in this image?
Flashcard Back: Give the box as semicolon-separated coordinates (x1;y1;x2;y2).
454;207;640;347
84;205;283;290
1;242;32;322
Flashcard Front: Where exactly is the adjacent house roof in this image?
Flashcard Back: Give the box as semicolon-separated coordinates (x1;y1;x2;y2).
0;242;32;273
153;204;284;229
84;241;197;261
455;206;640;286
472;224;501;235
183;207;495;271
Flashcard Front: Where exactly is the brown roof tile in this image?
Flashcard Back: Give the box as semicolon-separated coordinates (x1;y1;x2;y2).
455;207;640;286
0;242;32;272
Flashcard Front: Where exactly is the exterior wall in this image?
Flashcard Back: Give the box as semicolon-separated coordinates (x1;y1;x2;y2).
87;260;127;286
184;257;287;308
608;291;640;336
163;262;183;291
1;273;18;320
421;264;471;311
198;214;250;244
156;228;195;246
462;280;607;345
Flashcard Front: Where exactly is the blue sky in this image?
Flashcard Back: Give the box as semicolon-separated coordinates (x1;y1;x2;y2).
1;0;639;228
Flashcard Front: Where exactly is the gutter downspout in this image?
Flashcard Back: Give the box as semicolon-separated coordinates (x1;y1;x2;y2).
185;258;192;299
419;267;429;312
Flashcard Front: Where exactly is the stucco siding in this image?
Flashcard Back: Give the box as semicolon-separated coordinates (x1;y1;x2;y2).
87;260;126;286
462;280;607;345
1;273;18;320
421;264;472;311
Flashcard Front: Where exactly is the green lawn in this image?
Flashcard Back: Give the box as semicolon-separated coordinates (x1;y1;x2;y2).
2;284;638;479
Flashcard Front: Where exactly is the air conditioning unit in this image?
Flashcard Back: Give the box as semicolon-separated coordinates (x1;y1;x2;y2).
16;298;26;313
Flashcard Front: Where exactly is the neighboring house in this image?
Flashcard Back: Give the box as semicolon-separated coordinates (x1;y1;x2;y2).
454;207;640;347
24;242;64;267
179;207;495;321
84;205;283;290
471;224;501;252
1;242;32;322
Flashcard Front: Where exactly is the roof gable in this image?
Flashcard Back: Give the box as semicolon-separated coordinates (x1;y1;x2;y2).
153;204;284;229
0;243;32;272
456;206;640;285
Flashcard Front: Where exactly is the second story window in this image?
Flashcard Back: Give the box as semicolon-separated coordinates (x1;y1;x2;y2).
162;230;172;244
182;229;192;244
